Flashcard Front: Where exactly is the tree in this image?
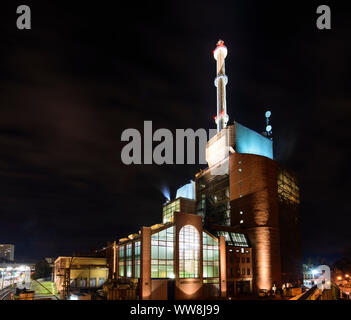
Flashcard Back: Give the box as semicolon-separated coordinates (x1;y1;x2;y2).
32;260;51;280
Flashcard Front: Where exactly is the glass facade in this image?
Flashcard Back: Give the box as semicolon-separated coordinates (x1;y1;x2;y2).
203;232;219;278
126;243;132;277
217;231;248;247
119;245;124;276
196;173;231;226
278;169;300;204
116;224;223;283
151;226;175;278
179;225;200;278
134;241;141;278
162;199;180;224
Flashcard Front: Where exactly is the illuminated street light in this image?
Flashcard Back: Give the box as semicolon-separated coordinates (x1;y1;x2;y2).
337;276;342;281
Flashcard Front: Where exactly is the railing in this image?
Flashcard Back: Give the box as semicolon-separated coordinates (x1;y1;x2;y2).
297;285;321;300
296;282;343;300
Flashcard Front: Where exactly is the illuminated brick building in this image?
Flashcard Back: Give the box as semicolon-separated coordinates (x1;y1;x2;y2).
194;40;302;294
106;40;301;299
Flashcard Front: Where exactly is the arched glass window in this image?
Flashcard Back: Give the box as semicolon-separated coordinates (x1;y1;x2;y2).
179;225;200;278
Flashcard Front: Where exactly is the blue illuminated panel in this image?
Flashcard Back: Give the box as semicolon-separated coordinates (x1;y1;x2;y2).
176;181;195;200
235;122;273;160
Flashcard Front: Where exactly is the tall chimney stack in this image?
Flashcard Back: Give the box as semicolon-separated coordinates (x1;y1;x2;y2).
213;40;229;132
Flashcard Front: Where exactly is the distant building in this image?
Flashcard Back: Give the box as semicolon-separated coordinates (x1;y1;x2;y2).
0;244;15;261
53;257;108;299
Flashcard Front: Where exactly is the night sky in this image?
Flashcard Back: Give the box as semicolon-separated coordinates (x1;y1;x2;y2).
0;1;350;262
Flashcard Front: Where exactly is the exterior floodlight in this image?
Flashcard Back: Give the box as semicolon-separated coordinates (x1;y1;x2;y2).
266;125;272;132
312;269;318;275
265;111;271;118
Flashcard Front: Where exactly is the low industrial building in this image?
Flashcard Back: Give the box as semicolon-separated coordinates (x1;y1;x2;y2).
54;256;108;299
108;204;227;299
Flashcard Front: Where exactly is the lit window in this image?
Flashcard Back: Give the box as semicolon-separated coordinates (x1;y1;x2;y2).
119;246;125;277
89;278;96;287
134;241;141;278
203;232;219;279
126;243;132;277
179;225;200;278
151;227;174;278
98;277;105;287
162;200;180;224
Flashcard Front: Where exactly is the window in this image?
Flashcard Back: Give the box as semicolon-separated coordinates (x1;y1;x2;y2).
126;243;132;277
179;225;200;278
80;278;87;287
246;257;250;263
277;169;300;204
70;279;76;287
134;241;141;278
216;232;248;247
98;277;105;287
236;257;240;263
247;268;250;276
242;268;245;275
119;245;125;276
162;200;180;223
89;278;96;287
203;232;219;279
242;257;245;263
151;226;175;278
